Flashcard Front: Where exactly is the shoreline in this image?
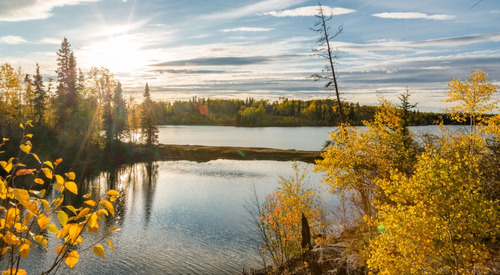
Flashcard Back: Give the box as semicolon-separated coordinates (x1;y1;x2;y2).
155;144;321;163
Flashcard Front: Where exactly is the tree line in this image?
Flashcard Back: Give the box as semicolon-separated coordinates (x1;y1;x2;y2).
0;38;158;165
151;96;452;127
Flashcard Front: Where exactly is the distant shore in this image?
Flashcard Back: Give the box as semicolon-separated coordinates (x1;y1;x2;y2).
155;144;321;163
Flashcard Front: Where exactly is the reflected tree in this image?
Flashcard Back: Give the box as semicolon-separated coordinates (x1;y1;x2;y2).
142;161;158;228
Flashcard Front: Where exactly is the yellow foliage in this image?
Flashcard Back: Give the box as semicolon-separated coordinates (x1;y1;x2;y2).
260;163;326;266
0;125;120;273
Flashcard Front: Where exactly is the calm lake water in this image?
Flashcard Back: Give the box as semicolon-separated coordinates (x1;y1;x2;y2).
24;125;458;274
24;160;327;274
157;125;461;150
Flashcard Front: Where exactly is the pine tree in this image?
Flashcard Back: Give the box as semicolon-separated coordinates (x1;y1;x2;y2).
55;38;78;129
33;63;46;126
112;82;128;140
140;83;158;146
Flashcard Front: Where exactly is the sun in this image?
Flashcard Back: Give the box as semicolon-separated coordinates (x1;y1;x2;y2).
81;34;148;74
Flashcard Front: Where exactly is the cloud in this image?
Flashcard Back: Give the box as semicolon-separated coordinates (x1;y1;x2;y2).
263;6;356;17
201;0;306;20
38;38;62;45
0;35;28;44
151;56;272;67
413;33;500;47
0;0;100;22
372;12;455;20
220;27;274;33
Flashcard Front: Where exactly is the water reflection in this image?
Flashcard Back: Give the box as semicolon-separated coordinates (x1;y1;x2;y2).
24;160;329;274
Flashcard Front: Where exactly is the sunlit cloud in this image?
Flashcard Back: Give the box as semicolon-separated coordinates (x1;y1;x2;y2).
262;6;356;17
220;27;274;33
0;35;28;44
372;12;455;20
0;0;101;22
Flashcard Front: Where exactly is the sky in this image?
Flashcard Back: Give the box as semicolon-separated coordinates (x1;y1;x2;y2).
0;0;499;112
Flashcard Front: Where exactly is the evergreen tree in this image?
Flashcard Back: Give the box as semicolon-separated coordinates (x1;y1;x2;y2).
140;83;158;146
55;38;78;129
33;63;46;126
112;82;128;140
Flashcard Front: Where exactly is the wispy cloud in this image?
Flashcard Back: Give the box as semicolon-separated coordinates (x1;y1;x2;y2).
201;0;306;20
413;33;500;46
38;38;62;45
372;12;455;20
0;0;101;22
263;6;356;17
220;27;274;33
0;35;28;44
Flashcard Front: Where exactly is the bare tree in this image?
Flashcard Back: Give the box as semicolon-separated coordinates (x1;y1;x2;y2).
310;2;344;122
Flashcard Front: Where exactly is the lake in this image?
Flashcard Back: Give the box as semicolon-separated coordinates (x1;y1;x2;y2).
157;125;461;150
23;125;456;274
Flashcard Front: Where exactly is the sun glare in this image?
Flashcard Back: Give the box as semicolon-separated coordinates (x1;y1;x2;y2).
82;35;148;73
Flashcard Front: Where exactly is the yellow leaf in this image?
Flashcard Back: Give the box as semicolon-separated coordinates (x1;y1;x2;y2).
41;199;50;212
55;175;64;184
20;144;31;154
93;244;105;258
84;200;96;207
1;161;12;173
65;205;77;215
108;226;120;233
5;208;20;228
34;178;44;185
37;215;50;231
68;224;82;242
99;200;114;216
19;243;30;258
107;190;120;197
53;183;64;192
65;251;79;269
31;153;41;163
19;123;24;129
58;211;68;226
65;181;78;195
44;161;54;170
56;245;66;255
3;269;26;275
106;239;115;252
88;213;99;229
3;231;21;245
1;247;10;256
42;167;52;179
53;197;63;210
74;208;90;220
34;235;47;249
25;134;33;138
65;172;76;181
47;224;59;234
83;193;91;199
22;212;34;226
14;188;29;203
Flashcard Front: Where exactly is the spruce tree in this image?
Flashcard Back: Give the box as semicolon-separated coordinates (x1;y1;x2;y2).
55;38;78;129
33;63;46;126
112;82;128;140
140;83;158;146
